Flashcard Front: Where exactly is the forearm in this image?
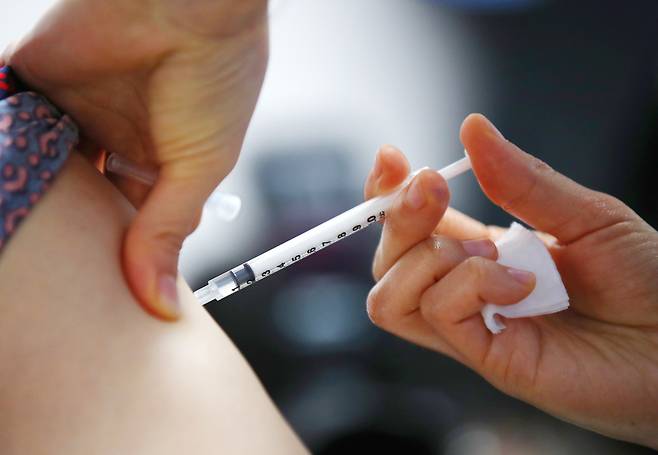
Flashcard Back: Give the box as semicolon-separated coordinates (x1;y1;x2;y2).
0;153;306;454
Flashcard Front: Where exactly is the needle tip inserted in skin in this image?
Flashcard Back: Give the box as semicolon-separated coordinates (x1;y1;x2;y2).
105;153;242;222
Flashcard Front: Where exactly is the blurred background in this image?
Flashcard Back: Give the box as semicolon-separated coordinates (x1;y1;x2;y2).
4;0;658;453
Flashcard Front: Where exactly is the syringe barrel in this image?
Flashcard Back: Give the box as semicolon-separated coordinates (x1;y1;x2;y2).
239;190;398;286
202;157;472;301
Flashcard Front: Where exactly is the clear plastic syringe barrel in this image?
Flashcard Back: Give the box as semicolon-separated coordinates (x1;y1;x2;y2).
195;265;254;304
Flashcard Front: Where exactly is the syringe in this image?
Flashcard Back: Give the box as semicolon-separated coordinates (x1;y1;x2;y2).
194;155;473;305
105;153;242;222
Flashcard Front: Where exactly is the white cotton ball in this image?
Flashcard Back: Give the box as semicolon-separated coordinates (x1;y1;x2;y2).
481;222;569;334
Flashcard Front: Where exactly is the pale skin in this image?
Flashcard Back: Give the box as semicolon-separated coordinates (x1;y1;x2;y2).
4;0;270;319
363;113;658;448
2;122;654;453
3;0;657;448
0;153;308;455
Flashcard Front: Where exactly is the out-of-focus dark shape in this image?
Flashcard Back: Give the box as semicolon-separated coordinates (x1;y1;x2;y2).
451;0;658;228
422;0;545;12
271;274;373;353
282;367;456;454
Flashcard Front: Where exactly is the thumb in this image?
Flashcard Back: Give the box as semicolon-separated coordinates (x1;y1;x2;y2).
123;161;223;320
460;113;636;244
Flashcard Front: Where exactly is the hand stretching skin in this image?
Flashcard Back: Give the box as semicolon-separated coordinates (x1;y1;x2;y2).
4;0;269;319
363;114;658;448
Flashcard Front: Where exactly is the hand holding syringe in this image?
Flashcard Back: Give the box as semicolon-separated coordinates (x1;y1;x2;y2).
108;148;570;337
115;118;658;447
106;151;473;303
194;156;473;304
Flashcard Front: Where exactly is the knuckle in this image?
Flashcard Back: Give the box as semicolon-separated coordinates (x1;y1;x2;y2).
366;283;391;327
420;235;456;260
419;291;438;321
385;212;405;238
371;263;380;282
584;192;633;223
371;247;385;282
422;235;461;254
415;235;465;273
419;289;448;327
371;263;383;283
152;229;186;255
529;156;555;177
501;157;554;212
462;256;489;281
384;197;411;233
421;235;442;255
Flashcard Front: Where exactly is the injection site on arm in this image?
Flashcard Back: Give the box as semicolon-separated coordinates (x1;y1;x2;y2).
106;153;242;222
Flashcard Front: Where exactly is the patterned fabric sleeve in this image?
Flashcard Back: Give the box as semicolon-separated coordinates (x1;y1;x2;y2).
0;66;79;251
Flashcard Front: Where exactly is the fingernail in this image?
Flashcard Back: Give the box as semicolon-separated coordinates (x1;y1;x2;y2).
405;175;426;209
462;239;496;257
425;173;447;202
506;267;535;286
158;274;181;318
481;115;505;141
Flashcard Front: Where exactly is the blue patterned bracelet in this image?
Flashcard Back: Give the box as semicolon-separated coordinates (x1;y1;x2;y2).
0;66;79;251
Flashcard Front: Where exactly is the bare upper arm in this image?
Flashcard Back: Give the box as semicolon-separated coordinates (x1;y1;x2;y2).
0;153;306;454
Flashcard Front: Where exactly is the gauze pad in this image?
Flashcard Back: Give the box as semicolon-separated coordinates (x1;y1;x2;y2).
481;222;569;334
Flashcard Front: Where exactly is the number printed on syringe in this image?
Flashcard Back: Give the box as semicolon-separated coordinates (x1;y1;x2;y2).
194;156;472;305
248;209;386;285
